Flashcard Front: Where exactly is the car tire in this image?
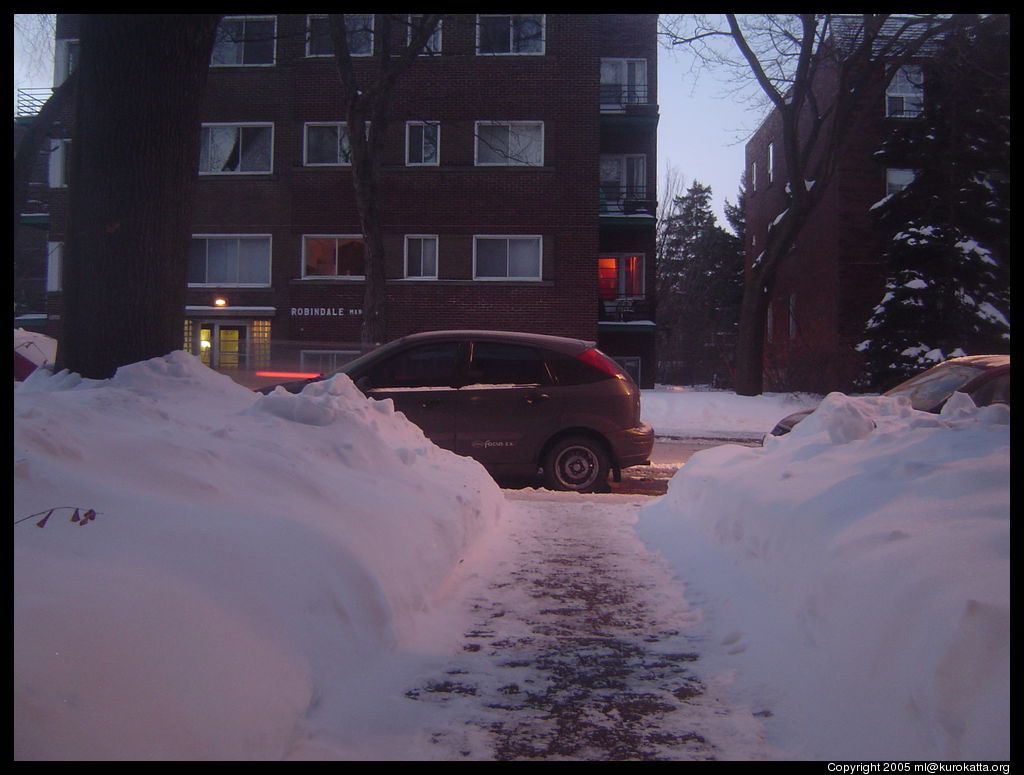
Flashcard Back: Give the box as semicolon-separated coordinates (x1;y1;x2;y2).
543;436;610;493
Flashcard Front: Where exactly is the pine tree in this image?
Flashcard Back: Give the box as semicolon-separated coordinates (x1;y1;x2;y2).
657;181;743;385
858;14;1010;389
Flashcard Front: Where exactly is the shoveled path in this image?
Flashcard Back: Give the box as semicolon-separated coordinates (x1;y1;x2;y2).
402;490;771;761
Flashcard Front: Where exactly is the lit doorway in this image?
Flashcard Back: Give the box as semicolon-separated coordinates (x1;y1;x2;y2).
198;323;248;370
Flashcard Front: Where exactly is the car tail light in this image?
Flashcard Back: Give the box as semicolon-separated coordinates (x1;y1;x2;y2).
577;347;627;381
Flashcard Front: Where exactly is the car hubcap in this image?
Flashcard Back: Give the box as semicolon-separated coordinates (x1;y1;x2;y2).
557;446;598;488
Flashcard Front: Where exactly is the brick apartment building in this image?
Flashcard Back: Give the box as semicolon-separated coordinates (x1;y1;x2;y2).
744;24;936;392
30;14;659;387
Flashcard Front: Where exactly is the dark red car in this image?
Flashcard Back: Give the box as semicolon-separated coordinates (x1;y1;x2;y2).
262;330;654;492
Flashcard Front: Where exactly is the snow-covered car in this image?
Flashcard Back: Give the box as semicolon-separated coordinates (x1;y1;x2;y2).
259;330;654;492
769;354;1010;437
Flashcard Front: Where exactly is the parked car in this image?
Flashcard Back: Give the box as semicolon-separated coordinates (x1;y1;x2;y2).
769;354;1011;437
260;330;654;492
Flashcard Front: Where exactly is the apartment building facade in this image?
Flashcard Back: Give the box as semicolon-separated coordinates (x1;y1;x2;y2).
744;44;927;392
39;13;659;387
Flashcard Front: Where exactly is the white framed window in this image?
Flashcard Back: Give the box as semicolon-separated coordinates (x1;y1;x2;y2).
600;58;647;107
306;14;374;57
211;16;277;67
475;121;544;166
404;235;438;279
53;38;79;85
767;142;775;184
406;121;440;165
48;139;69;188
200;123;273;174
302;235;365;278
46;242;63;292
477;14;544;55
473;236;542;280
751;160;758;192
886;65;924;118
600;155;647;213
886;168;916;196
189;235;272;286
408;15;442;54
304;123;352;166
301;349;361;374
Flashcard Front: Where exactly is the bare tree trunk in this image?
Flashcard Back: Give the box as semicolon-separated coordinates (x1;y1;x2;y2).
328;14;444;352
61;14;220;378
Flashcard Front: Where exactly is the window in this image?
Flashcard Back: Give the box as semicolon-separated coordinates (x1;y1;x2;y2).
887;65;924;118
468;342;548;386
886;168;916;196
600;58;647;107
600;155;647;213
200;124;273;174
598;255;644;299
300;349;360;374
304;123;352;166
302;235;365;278
46;242;63;292
408;15;442;54
474;236;542;280
306;14;373;57
54;38;79;85
406;122;439;165
189;236;272;286
475;121;543;166
405;235;438;279
477;14;544;54
48;139;69;188
751;161;758;192
212;16;276;66
767;142;775;184
368;343;460;389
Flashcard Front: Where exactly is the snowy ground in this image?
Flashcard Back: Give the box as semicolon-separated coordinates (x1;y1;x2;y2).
13;353;1009;760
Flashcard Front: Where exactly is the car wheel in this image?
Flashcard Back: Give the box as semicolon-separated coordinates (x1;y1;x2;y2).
543;436;610;493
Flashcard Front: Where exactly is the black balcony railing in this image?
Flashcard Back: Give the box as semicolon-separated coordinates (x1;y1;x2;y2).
599;185;655;215
599;296;654;322
16;88;53;117
599;83;649;109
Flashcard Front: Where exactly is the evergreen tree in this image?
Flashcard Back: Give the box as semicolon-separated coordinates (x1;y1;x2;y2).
858;14;1010;389
657;180;743;385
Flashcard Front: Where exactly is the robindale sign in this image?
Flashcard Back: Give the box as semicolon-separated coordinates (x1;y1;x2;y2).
290;307;363;317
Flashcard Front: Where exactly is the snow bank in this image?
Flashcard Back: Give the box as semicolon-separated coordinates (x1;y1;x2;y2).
14;352;505;760
642;386;820;439
638;392;1010;760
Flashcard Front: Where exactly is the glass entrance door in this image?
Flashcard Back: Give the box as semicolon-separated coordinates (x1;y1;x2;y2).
198;323;248;369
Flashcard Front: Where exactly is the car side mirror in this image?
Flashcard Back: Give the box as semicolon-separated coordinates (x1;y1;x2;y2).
355;375;373;393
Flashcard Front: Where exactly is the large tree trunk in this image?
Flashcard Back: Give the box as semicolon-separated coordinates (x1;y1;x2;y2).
61;14;220;378
733;272;771;396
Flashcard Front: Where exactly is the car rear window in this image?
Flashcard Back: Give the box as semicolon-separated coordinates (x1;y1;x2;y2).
467;342;550;386
545;351;616;386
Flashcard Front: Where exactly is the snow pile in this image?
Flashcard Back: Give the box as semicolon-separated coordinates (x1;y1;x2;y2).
642;385;820;439
638;391;1010;760
13;352;505;760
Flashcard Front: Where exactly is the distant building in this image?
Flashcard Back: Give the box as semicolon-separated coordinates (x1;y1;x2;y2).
38;14;659;386
743;20;938;392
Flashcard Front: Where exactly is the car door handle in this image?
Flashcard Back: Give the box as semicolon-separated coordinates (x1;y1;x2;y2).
524;393;550;405
418;398;443;409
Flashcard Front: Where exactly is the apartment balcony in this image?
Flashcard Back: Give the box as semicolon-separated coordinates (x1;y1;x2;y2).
16;88;53;119
599;186;656;219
